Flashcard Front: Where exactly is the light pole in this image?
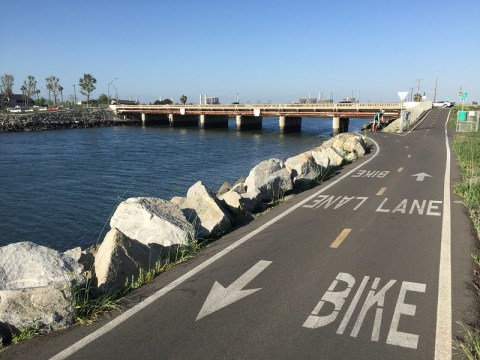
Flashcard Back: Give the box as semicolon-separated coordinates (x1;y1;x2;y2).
73;84;77;105
108;78;117;104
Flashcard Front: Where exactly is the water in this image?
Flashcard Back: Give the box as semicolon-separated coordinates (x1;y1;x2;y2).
0;118;366;251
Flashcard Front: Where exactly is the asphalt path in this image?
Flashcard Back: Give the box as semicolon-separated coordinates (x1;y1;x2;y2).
2;108;477;359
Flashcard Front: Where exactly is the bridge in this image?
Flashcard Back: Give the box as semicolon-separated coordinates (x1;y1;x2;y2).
110;102;405;134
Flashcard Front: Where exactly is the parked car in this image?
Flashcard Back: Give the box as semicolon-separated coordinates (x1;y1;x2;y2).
433;101;452;108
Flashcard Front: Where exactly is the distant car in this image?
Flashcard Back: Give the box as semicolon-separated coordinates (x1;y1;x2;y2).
433;101;452;108
47;106;59;111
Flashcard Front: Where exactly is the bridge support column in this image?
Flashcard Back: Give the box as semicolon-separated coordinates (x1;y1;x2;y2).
199;115;229;129
168;114;199;127
236;115;262;130
279;116;302;133
332;117;349;135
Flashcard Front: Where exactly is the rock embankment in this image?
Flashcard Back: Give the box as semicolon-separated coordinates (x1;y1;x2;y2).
0;109;138;133
0;132;369;345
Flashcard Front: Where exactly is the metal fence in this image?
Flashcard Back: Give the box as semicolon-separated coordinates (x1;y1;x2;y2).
456;110;480;132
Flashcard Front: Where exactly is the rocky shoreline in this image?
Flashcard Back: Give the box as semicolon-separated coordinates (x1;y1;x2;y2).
0;131;369;347
0;109;139;133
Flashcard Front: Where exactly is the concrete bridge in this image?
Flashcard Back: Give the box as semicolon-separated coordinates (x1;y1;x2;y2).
110;102;403;134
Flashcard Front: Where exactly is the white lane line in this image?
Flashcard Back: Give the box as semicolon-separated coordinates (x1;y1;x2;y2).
434;112;452;359
408;154;412;158
50;138;382;360
397;167;404;172
405;146;409;149
329;228;352;248
376;187;387;196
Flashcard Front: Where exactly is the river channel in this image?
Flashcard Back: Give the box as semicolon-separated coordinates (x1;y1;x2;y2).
0;117;366;251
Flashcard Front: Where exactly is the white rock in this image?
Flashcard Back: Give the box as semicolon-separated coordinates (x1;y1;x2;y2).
110;197;194;247
343;136;367;156
311;146;344;167
244;159;293;202
0;242;84;331
94;228;153;292
178;181;231;237
285;152;323;188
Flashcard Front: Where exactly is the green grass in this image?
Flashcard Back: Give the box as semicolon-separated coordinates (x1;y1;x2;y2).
451;111;480;358
72;281;122;325
125;240;202;291
456;327;480;360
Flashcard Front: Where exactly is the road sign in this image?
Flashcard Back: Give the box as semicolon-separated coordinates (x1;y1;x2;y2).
461;92;468;101
397;92;409;102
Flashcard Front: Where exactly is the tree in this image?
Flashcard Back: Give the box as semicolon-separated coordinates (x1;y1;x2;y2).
20;84;27;107
97;93;109;105
59;86;64;104
45;76;61;106
36;97;48;107
154;99;173;105
1;74;14;109
413;93;422;102
23;75;37;106
180;95;187;104
79;74;97;107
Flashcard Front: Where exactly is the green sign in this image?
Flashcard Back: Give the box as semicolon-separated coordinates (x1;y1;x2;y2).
458;111;467;121
460;92;468;101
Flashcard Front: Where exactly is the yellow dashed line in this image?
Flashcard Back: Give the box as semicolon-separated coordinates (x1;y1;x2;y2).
330;228;352;249
376;187;387;196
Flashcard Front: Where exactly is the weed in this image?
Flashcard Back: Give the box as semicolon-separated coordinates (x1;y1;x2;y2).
10;326;40;345
451;112;480;359
72;281;122;324
456;327;480;360
125;239;202;291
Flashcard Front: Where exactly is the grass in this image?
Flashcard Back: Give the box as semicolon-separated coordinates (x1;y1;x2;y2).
71;238;203;325
0;325;39;349
125;240;202;291
450;106;480;358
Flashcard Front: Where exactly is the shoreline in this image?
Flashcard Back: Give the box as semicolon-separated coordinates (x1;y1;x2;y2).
0;109;139;133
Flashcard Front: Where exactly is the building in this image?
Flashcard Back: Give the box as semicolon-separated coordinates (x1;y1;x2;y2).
205;97;220;105
1;94;34;107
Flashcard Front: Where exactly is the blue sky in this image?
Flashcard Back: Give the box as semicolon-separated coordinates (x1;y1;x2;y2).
2;0;479;104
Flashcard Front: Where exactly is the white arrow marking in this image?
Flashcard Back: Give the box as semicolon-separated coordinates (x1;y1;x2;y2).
196;260;272;321
412;172;432;181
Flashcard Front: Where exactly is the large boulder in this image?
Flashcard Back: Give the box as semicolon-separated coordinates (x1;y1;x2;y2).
342;135;368;156
171;182;232;238
244;159;293;203
311;146;344;167
94;228;154;292
285;152;323;188
110;197;195;247
0;242;85;332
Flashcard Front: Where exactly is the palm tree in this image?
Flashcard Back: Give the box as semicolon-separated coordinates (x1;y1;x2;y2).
79;74;97;107
45;76;61;105
59;86;64;104
180;95;187;104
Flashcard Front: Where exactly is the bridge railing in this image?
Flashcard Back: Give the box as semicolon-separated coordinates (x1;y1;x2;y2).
113;102;402;112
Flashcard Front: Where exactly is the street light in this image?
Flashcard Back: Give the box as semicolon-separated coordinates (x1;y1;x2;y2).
73;84;77;105
108;78;117;104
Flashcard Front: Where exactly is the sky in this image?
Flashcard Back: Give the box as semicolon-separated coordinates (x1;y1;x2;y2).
1;0;479;104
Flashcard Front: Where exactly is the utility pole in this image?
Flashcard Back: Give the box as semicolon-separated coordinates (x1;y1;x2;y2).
415;79;423;101
410;87;414;102
433;70;439;103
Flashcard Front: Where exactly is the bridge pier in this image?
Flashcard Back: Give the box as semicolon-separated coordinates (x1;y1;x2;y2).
168;114;199;127
332;117;349;135
279;116;302;133
141;113;169;125
236;115;262;130
199;115;229;129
